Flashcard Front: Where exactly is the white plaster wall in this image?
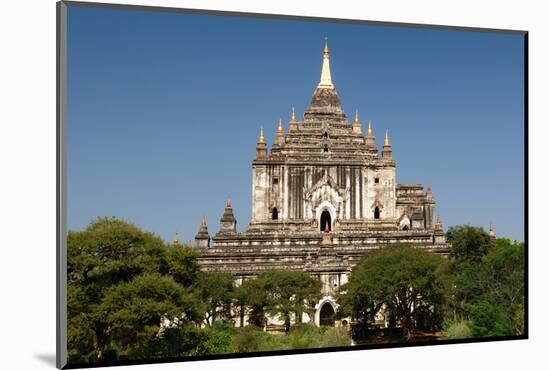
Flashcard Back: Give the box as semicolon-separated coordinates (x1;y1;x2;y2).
252;166;268;221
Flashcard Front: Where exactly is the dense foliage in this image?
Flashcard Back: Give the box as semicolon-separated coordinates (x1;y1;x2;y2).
445;228;525;338
338;245;449;339
242;270;321;332
67;217;204;362
446;225;491;262
67;217;324;364
67;218;525;364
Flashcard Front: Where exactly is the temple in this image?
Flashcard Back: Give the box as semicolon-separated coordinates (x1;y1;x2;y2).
195;39;449;327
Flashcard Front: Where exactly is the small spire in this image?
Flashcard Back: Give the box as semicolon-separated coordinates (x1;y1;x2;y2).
384;130;390;146
367;120;373;136
277;118;283;133
434;212;443;232
259;126;265;143
291;107;296;122
318;37;334;89
195;217;210;248
352;110;362;134
427;184;432;193
489;224;495;240
226;195;232;208
172;231;180;245
200;217;208;231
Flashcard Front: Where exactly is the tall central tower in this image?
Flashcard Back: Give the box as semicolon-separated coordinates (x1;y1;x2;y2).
248;39;408;234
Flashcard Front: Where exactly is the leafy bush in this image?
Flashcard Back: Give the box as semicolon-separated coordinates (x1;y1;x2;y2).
319;326;351;347
467;300;514;337
232;326;270;352
441;320;472;339
192;323;236;355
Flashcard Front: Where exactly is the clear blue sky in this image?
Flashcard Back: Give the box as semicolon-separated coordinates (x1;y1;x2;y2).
67;6;525;243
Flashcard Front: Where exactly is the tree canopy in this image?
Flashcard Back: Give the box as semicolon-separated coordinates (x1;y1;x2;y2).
450;237;525;337
67;217;204;362
67;218;525;363
446;225;491;262
239;270;321;332
338;244;449;340
193;272;235;325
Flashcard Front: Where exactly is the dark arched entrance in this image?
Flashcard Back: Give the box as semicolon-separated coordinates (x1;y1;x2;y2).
320;210;331;232
272;207;278;220
319;303;335;326
374;207;380;219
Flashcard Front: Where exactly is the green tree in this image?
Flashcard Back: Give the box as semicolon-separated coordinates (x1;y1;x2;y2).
67;217;204;362
165;243;201;287
193;272;236;325
467;299;514;337
256;270;322;333
235;277;269;328
338;245;449;340
459;238;525;336
446;225;491;262
98;273;204;356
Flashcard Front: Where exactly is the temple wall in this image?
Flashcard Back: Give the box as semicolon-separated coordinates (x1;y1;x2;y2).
254;164;394;224
365;166;396;220
251;166;268;221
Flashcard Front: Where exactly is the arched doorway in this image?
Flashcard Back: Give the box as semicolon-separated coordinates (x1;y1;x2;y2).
319;303;335;326
272;207;278;220
374;207;380;219
320;210;331;232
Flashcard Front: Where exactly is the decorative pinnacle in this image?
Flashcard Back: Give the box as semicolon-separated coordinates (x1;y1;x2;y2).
384;129;390;146
354;110;359;124
199;216;208;233
291;107;296;122
367;120;373;136
489;223;495;239
277;118;283;133
226;196;232;208
436;213;441;225
318;37;334;88
259;126;265;143
173;231;180;244
427;184;432;193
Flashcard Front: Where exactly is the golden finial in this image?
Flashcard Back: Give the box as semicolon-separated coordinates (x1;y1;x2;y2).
318;37;334;88
226;195;232;208
259;126;265;143
354;110;359;124
277;118;283;132
291;107;297;122
367;120;373;136
384;129;390;146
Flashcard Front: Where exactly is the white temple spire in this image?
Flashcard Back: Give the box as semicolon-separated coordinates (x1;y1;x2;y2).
318;37;334;89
